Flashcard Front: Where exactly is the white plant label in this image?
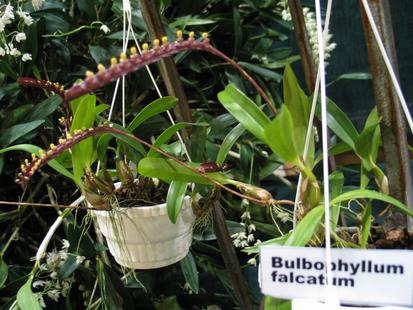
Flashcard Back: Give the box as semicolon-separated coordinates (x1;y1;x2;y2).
259;246;413;307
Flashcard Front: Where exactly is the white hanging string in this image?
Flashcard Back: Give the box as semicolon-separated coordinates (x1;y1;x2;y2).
360;0;413;135
105;0;191;163
314;0;338;307
293;0;332;227
123;7;191;161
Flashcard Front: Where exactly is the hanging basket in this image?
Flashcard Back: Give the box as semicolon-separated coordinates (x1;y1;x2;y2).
92;195;195;269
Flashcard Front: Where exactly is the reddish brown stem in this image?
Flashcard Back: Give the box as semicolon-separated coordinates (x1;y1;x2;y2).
17;125;293;207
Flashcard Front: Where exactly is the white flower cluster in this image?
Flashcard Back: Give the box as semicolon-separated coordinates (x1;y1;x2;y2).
33;239;87;307
0;4;34;62
278;1;337;65
231;199;260;249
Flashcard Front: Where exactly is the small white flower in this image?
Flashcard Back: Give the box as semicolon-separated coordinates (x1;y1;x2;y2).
0;47;5;56
277;212;290;223
241;199;249;208
32;0;45;10
16;9;33;26
0;20;5;32
233;239;241;248
50;271;58;279
9;48;21;57
241;211;251;221
62;239;70;249
247;257;257;266
15;32;26;42
47;289;60;302
231;232;239;239
248;224;256;232
247;234;255;243
238;231;247;240
76;255;85;264
33;280;46;288
254;239;262;246
100;24;110;34
2;4;14;25
240;240;249;248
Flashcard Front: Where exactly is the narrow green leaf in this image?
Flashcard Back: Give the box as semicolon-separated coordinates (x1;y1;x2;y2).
0;120;44;147
330;189;413;217
2;104;33;129
17;277;42;310
179;252;199;294
0;257;8;288
138;158;231;185
283;65;310;129
147;123;191;158
239;62;283;81
355;121;380;161
166;181;188;223
127;96;178;132
24;95;62;122
264;105;300;165
316;98;359;149
328;72;372;86
95;104;110;116
70;94;97;182
0;144;74;180
216;123;245;165
329;171;344;232
264;297;291;310
360;203;372;248
218;84;270;142
285;205;324;246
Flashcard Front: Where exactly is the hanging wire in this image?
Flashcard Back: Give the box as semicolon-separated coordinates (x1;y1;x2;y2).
122;1;191;161
360;0;413;135
314;0;339;307
293;0;332;227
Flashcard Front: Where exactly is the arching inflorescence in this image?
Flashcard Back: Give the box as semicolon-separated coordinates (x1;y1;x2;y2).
17;77;66;99
64;31;212;102
16;124;114;188
64;31;275;113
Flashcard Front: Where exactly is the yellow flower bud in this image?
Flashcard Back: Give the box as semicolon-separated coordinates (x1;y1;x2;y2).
110;57;117;66
85;70;94;77
161;36;168;44
130;46;137;55
97;64;105;72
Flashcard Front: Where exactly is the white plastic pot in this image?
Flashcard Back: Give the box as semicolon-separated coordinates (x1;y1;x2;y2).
92;195;195;269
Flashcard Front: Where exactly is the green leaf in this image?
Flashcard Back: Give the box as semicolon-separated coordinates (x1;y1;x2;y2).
216;123;245;165
285;205;324;246
166;181;188;223
328;72;372;86
147;123;191;157
316;98;359;149
179;252;199;294
264;297;291;310
138;158;231;185
2;104;33;129
0;120;44;147
0;144;74;180
283;65;309;129
24;95;62;122
329;171;344;232
127;96;178;132
70;94;97;182
0;257;8;288
360;202;372;248
330;189;413;218
355;121;380;162
218;84;270;142
264;105;300;165
239;62;283;81
17;277;42;310
95;104;110;116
